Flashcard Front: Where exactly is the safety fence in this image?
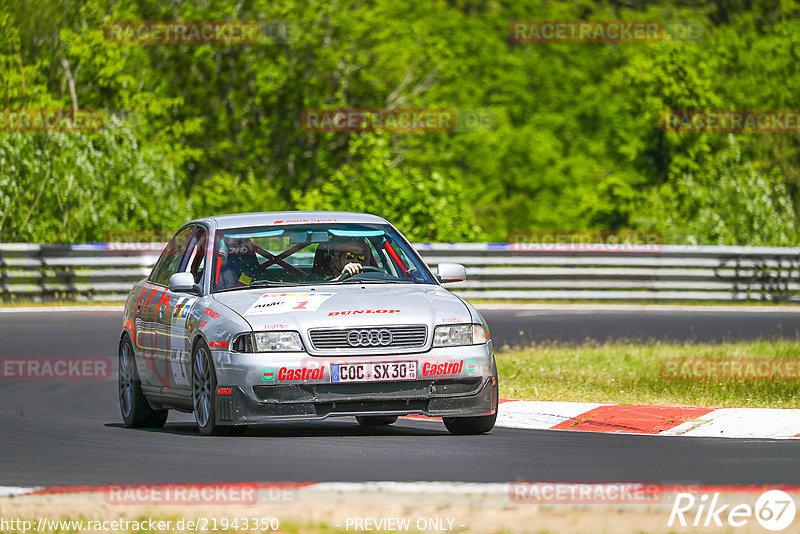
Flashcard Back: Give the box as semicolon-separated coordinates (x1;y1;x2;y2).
1;242;800;302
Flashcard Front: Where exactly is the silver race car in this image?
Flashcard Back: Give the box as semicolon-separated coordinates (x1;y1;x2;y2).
118;212;498;435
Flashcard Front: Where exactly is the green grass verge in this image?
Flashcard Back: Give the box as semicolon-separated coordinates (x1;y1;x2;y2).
497;339;800;408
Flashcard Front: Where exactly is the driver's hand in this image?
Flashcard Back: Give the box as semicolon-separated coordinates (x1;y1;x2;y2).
341;262;363;276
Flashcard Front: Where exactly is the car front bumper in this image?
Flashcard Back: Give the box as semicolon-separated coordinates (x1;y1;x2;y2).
212;344;497;425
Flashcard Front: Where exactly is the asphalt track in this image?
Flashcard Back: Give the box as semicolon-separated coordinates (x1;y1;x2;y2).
481;306;800;347
1;307;799;487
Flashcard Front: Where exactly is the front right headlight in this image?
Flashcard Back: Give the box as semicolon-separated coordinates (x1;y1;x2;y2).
433;324;487;347
253;331;304;352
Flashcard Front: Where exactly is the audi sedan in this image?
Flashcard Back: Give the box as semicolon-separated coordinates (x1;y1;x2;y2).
118;211;498;435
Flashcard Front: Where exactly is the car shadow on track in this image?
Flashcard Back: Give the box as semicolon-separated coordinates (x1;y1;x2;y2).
105;419;448;438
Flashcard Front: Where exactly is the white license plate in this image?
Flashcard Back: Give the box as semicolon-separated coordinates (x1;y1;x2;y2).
331;361;417;382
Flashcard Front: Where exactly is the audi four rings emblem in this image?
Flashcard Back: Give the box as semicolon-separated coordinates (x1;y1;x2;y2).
347;329;393;346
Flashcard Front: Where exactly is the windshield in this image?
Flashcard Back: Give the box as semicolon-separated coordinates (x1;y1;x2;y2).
211;223;435;292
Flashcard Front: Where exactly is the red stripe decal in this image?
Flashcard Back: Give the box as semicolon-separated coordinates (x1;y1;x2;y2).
551;405;715;434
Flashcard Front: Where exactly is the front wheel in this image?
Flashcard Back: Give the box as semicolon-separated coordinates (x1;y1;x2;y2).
192;342;227;436
118;336;168;428
442;379;498;435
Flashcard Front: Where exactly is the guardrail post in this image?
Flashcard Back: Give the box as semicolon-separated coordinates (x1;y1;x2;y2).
36;245;46;302
0;247;6;300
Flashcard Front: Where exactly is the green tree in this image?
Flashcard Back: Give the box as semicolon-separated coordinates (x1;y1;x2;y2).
634;136;797;246
292;133;480;241
0;114;189;242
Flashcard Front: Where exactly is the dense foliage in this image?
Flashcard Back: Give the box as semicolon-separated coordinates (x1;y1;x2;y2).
1;0;799;244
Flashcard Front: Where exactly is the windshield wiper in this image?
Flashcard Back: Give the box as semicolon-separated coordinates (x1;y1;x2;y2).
249;280;298;287
340;278;407;284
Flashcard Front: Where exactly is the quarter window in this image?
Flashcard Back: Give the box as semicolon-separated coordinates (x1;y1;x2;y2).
182;228;208;285
149;226;194;286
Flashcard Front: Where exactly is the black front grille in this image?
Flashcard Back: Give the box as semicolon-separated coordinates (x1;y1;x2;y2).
309;325;427;350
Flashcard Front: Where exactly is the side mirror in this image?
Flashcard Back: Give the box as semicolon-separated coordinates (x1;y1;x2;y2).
436;263;467;283
169;272;202;295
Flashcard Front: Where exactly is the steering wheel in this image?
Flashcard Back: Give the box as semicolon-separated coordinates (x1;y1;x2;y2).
339;265;382;280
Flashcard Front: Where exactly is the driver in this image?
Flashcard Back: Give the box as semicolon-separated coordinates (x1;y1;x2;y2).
327;238;371;281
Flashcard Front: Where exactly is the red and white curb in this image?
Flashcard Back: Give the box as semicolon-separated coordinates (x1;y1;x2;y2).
4;481;799;499
0;487;42;497
408;400;800;439
0;482;510;498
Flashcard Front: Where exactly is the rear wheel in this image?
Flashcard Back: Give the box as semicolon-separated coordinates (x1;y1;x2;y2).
356;415;398;426
442;377;498;435
118;336;168;428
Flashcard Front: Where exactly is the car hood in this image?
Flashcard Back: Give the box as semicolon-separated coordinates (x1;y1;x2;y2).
211;283;472;331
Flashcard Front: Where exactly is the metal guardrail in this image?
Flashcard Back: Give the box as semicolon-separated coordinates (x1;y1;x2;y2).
2;242;800;302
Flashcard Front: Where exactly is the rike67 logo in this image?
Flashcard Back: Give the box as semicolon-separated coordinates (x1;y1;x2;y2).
668;490;796;531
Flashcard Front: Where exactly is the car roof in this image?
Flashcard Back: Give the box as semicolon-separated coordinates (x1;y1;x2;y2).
192;211;389;230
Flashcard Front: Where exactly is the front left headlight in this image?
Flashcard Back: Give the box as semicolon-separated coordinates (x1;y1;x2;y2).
433;324;488;347
253;331;304;352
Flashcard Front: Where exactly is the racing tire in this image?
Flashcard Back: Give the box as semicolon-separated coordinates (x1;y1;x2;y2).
356;415;398;426
442;376;499;435
192;341;229;436
118;336;169;428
